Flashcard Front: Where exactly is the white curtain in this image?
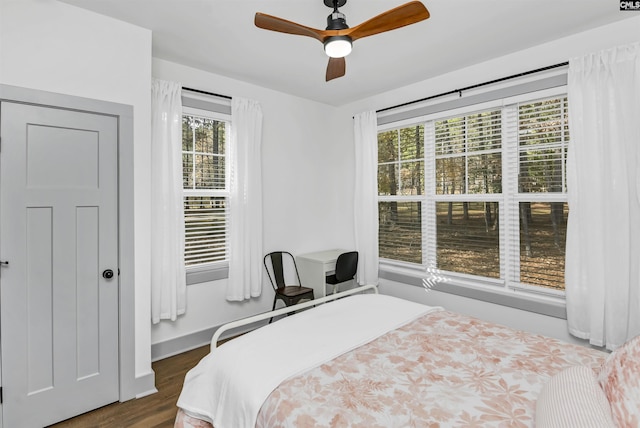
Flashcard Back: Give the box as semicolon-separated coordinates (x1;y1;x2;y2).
353;111;379;285
150;79;186;323
565;42;640;350
226;97;264;301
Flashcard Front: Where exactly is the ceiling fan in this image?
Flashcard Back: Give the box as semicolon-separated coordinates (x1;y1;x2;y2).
255;1;430;82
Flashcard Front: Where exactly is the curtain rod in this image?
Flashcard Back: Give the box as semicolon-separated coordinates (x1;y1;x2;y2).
376;61;569;114
182;86;232;100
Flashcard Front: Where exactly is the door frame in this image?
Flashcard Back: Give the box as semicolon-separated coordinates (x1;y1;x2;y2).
0;84;138;404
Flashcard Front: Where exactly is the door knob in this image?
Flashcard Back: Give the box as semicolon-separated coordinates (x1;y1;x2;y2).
102;269;114;279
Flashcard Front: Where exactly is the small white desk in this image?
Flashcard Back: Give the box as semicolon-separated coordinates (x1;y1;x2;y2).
296;249;347;298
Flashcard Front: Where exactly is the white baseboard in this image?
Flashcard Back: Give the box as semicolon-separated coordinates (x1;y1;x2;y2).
133;370;157;399
151;320;267;362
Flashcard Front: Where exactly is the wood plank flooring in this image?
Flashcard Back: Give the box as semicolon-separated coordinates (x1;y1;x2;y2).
49;345;210;428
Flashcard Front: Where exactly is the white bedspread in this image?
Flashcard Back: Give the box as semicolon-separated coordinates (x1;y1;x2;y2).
176;293;437;428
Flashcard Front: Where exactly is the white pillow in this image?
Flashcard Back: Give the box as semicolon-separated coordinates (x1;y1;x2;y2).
536;365;615;428
598;334;640;427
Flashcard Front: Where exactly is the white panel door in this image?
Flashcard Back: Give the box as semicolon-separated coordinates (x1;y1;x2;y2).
0;102;119;427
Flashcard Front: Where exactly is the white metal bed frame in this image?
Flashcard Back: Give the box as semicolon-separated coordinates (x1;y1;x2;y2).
210;284;379;350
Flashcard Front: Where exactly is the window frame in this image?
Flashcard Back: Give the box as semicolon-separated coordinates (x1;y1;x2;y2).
377;84;570;318
182;105;231;285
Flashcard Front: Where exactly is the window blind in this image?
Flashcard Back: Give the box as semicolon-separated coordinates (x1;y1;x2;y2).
184;196;228;266
182;109;230;268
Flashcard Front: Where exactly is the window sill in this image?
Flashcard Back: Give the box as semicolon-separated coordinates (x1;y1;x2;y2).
186;263;228;285
379;262;567;320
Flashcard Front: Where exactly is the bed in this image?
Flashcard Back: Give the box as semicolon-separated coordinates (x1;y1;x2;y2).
174;285;637;428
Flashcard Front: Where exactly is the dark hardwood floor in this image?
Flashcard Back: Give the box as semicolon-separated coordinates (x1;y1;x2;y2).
49;345;210;428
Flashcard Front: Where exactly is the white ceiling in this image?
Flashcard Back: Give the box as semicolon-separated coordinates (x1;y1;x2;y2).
61;0;630;106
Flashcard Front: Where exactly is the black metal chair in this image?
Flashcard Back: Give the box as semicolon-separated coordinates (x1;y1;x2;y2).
325;251;358;295
264;251;314;323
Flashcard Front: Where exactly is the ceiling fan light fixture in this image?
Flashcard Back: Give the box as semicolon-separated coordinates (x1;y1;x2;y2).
324;35;352;58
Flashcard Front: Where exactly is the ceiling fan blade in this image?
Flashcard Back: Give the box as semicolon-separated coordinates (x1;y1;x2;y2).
346;1;430;42
326;57;346;81
255;12;327;43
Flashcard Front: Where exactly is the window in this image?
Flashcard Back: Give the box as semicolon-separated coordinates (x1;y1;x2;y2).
378;126;424;264
377;92;570;295
433;109;502;279
515;97;569;290
182;107;230;269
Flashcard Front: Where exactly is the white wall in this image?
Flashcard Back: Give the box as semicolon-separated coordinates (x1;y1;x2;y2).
150;59;355;349
0;0;154;382
335;16;640;343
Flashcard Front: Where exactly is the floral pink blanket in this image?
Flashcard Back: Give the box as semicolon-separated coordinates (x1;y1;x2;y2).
176;309;605;428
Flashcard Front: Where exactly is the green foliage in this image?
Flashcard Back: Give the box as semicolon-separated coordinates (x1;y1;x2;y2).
377;125;424;196
435;110;502;195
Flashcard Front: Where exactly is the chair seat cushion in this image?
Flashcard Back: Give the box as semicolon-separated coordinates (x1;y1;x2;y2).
277;286;314;297
325;274;338;285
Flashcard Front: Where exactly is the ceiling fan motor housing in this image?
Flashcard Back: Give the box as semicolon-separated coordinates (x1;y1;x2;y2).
323;0;347;8
326;12;349;30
